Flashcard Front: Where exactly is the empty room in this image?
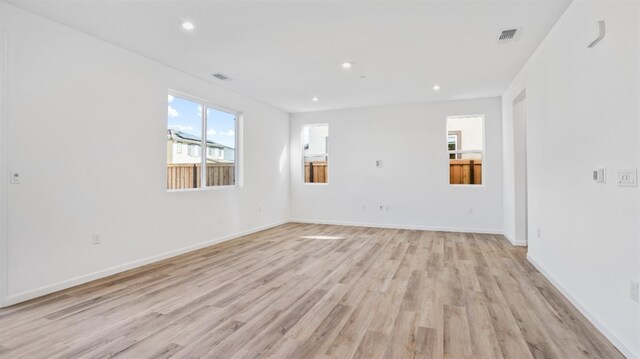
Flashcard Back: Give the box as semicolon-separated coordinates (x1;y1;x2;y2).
0;0;638;358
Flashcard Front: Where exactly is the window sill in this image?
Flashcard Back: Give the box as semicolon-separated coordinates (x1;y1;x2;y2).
167;185;239;193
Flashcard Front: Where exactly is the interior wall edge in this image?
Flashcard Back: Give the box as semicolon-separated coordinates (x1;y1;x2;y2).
0;29;7;308
527;253;637;359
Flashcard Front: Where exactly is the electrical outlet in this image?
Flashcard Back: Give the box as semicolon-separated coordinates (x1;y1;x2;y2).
631;281;639;303
537;228;541;238
92;234;101;245
592;168;606;183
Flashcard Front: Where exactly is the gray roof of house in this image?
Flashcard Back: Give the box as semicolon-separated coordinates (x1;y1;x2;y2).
168;129;233;150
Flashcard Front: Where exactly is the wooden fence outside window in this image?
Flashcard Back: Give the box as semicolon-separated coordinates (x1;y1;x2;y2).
305;161;328;183
450;159;482;185
167;163;235;189
169;160;479;188
302;160;480;185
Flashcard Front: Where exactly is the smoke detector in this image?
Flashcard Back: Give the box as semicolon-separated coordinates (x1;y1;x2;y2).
212;72;232;81
498;28;521;43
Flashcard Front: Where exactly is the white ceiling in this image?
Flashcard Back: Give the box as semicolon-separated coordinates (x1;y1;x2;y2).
7;0;572;113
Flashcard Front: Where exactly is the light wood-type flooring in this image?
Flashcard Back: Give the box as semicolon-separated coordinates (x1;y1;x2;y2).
0;223;624;358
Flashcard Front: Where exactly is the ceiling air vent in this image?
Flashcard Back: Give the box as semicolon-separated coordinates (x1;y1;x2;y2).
212;72;232;81
499;29;518;41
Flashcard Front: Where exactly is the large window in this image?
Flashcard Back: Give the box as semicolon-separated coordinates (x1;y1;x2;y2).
303;124;328;184
167;93;237;190
447;115;484;185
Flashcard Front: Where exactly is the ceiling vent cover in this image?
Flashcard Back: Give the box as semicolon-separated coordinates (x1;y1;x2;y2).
212;73;232;81
499;29;518;41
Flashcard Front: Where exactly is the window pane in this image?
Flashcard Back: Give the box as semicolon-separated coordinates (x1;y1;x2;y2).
206;107;236;187
447;116;483;185
449;153;483;185
303;124;328;183
167;95;203;189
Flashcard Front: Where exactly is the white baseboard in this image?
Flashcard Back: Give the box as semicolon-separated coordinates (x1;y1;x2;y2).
1;220;287;307
527;253;637;359
501;231;527;247
291;218;502;235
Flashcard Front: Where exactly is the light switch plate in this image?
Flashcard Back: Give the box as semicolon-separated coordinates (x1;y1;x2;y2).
617;169;637;187
10;171;21;184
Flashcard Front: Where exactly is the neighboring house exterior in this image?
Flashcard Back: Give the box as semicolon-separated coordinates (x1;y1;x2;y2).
304;125;329;162
447;116;483;160
167;129;235;164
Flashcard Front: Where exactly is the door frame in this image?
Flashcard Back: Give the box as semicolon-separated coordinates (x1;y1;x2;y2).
513;89;528;246
0;30;8;307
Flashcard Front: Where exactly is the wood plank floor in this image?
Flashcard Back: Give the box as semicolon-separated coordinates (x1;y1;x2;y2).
0;223;624;359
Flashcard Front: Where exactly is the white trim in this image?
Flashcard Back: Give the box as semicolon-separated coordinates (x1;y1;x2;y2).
1;220;287;307
501;230;527;246
527;253;637;359
291;218;503;235
0;30;7;308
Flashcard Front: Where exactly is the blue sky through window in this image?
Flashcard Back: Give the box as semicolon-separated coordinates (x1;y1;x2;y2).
168;95;236;148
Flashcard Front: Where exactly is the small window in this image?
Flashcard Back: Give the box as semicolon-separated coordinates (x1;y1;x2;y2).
188;144;200;157
303;124;328;183
167;93;238;190
447;115;484;185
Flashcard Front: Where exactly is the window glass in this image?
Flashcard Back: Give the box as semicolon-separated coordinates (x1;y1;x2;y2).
167;94;238;190
447;116;484;185
167;95;203;189
303;124;328;183
206;107;236;187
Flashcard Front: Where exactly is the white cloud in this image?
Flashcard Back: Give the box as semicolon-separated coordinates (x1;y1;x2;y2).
168;94;174;103
222;130;235;136
168;105;179;117
207;129;217;135
169;125;193;131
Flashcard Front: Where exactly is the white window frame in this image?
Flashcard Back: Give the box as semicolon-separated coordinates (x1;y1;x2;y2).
167;90;242;192
302;123;329;185
446;114;485;187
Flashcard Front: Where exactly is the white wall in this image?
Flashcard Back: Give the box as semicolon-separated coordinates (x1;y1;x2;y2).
0;2;290;306
502;0;640;357
290;98;503;233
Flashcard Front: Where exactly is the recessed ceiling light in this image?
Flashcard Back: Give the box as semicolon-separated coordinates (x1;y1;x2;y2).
181;21;195;31
341;62;353;69
433;84;441;91
311;97;319;102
